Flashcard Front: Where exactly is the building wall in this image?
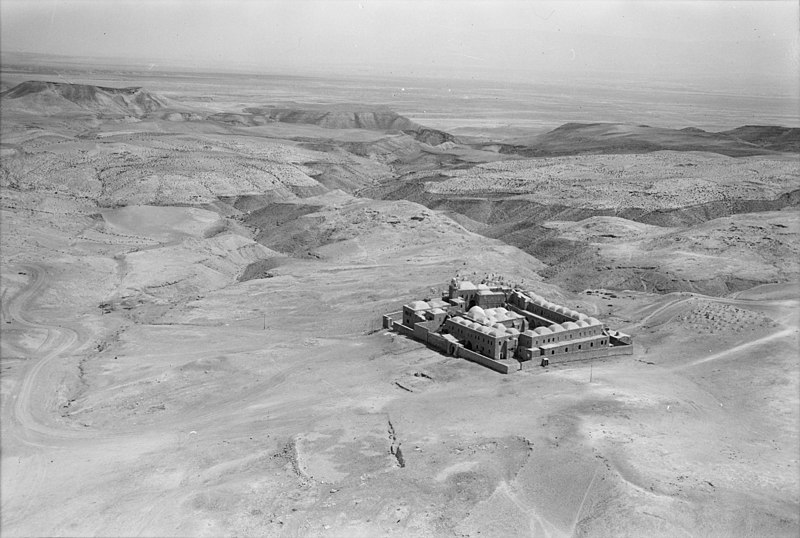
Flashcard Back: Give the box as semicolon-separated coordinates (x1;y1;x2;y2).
496;317;525;331
456;346;515;374
539;336;608;356
507;305;556;329
402;306;416;328
424;310;448;332
518;327;604;349
508;293;587;325
443;319;506;360
394;323;415;338
449;285;478;307
476;292;505;309
427;333;456;355
542;343;634;364
383;311;402;329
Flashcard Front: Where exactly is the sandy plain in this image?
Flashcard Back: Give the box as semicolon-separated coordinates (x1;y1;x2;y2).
1;67;799;537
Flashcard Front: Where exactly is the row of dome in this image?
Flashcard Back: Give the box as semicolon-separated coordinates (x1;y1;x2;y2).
465;305;520;323
522;318;601;336
407;299;450;311
514;291;589;321
454;281;495;291
449;316;520;338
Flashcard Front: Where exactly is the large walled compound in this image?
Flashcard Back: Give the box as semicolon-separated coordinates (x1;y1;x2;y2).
383;279;633;374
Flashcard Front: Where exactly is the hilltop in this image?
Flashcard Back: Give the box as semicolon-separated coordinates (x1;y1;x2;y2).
226;104;456;146
0;80;171;117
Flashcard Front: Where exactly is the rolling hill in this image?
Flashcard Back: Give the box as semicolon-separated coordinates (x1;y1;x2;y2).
0;80;170;117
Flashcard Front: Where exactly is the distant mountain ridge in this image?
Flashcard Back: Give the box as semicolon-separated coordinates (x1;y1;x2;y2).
3;81;797;156
1;80;169;116
238;105;456;146
499;122;800;157
720;125;800;152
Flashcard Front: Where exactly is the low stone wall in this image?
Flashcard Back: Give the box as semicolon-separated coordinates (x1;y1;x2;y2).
547;344;633;364
383;311;403;329
393;322;415;338
456;346;517;374
426;332;452;354
414;323;430;341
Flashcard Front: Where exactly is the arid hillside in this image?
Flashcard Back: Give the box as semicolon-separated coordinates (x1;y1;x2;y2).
368;149;799;296
1;78;798;538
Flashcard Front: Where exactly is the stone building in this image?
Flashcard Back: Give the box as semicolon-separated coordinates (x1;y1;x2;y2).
384;279;633;373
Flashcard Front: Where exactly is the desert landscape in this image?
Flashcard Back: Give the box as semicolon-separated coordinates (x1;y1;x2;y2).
1;17;799;538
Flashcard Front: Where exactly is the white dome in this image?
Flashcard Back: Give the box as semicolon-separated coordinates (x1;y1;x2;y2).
467;306;485;316
533;327;552;335
563;321;579;330
586;317;602;326
549;323;565;332
576;320;590;328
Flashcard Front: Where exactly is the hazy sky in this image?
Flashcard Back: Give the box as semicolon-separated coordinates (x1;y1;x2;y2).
1;0;798;93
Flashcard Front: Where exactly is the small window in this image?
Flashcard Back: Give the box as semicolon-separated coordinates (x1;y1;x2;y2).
578;345;581;350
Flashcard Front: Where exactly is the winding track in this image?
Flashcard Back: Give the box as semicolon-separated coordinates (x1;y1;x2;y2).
679;326;798;369
2;264;89;447
1;263;91;530
0;262;297;534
